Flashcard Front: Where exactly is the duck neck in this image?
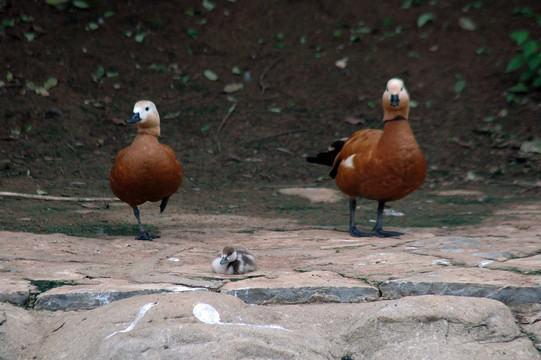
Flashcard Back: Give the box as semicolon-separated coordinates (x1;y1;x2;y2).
380;117;417;150
136;126;160;138
383;107;409;122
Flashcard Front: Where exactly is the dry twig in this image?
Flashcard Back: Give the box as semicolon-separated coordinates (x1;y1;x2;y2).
0;191;119;202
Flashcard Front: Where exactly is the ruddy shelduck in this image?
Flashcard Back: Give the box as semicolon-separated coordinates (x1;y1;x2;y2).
212;246;257;275
307;78;426;237
110;100;183;240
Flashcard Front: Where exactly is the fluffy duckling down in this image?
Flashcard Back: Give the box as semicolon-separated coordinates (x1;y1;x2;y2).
110;100;183;240
307;78;426;238
212;246;257;275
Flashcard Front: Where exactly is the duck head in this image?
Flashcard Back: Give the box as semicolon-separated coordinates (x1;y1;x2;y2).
126;100;161;137
219;246;237;265
382;78;410;121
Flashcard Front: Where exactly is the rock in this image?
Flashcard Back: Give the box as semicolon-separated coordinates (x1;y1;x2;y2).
220;270;379;304
380;269;541;306
34;280;207;310
2;293;538;360
0;278;34;306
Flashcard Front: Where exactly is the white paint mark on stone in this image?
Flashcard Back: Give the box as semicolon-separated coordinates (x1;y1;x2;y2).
105;302;157;340
432;259;450;266
193;303;293;332
477;260;494;268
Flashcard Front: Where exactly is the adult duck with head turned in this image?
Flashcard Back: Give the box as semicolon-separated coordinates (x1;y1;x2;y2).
307;78;426;237
110;100;183;240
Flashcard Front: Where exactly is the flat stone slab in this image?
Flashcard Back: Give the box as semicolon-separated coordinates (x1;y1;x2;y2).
220;271;379;304
0;276;35;306
380;268;541;306
34;280;207;310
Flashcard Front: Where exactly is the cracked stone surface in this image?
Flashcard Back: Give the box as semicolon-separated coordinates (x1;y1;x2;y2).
0;200;540;358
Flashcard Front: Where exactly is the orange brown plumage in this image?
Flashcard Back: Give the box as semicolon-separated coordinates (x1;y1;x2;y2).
307;78;426;237
109;100;183;240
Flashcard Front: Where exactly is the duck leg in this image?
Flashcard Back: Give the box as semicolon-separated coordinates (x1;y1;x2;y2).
349;198;373;237
373;201;403;238
159;197;169;213
133;206;160;240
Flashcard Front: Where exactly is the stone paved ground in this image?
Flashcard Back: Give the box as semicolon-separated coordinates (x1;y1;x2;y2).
0;190;540;357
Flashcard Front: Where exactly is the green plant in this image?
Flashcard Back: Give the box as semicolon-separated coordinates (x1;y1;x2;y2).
505;30;541;91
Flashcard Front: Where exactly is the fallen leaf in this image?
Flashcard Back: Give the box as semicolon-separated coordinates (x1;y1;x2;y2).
223;83;243;93
335;57;348;69
135;32;146;43
459;17;476;31
73;0;89;9
43;77;58;90
24;32;36;42
204;69;219;81
45;0;69;4
454;80;466;94
345;116;365;125
520;140;541;154
417;13;434;28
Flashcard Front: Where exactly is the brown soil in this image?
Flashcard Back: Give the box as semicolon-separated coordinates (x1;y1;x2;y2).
0;0;540;237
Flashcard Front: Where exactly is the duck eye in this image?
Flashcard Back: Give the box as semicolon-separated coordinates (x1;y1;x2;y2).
145;107;150;111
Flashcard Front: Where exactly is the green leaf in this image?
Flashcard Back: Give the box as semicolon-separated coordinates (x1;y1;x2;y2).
505;56;526;72
508;83;528;93
232;66;241;75
510;30;529;45
528;55;541;70
268;107;281;113
73;0;89;9
453;80;466;94
532;77;541;87
43;77;58;90
482;116;495;123
6;71;13;82
24;32;36;42
202;0;216;11
36;189;48;195
45;0;69;4
86;22;98;31
135;33;146;43
523;40;538;58
20;14;33;23
187;28;198;39
203;69;219;81
200;125;210;132
104;11;115;18
106;70;119;78
417;13;434;28
148;63;168;72
519;69;535;82
95;66;105;80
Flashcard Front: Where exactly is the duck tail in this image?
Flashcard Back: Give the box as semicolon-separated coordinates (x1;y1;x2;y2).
306;138;346;167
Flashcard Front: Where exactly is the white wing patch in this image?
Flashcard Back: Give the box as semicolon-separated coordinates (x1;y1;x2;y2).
343;154;356;169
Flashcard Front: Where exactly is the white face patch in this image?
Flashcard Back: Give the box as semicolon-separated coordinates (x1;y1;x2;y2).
343;154;356;169
133;103;153;122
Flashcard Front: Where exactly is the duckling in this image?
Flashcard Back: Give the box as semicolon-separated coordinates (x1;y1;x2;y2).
307;78;426;237
212;246;257;275
110;100;183;240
